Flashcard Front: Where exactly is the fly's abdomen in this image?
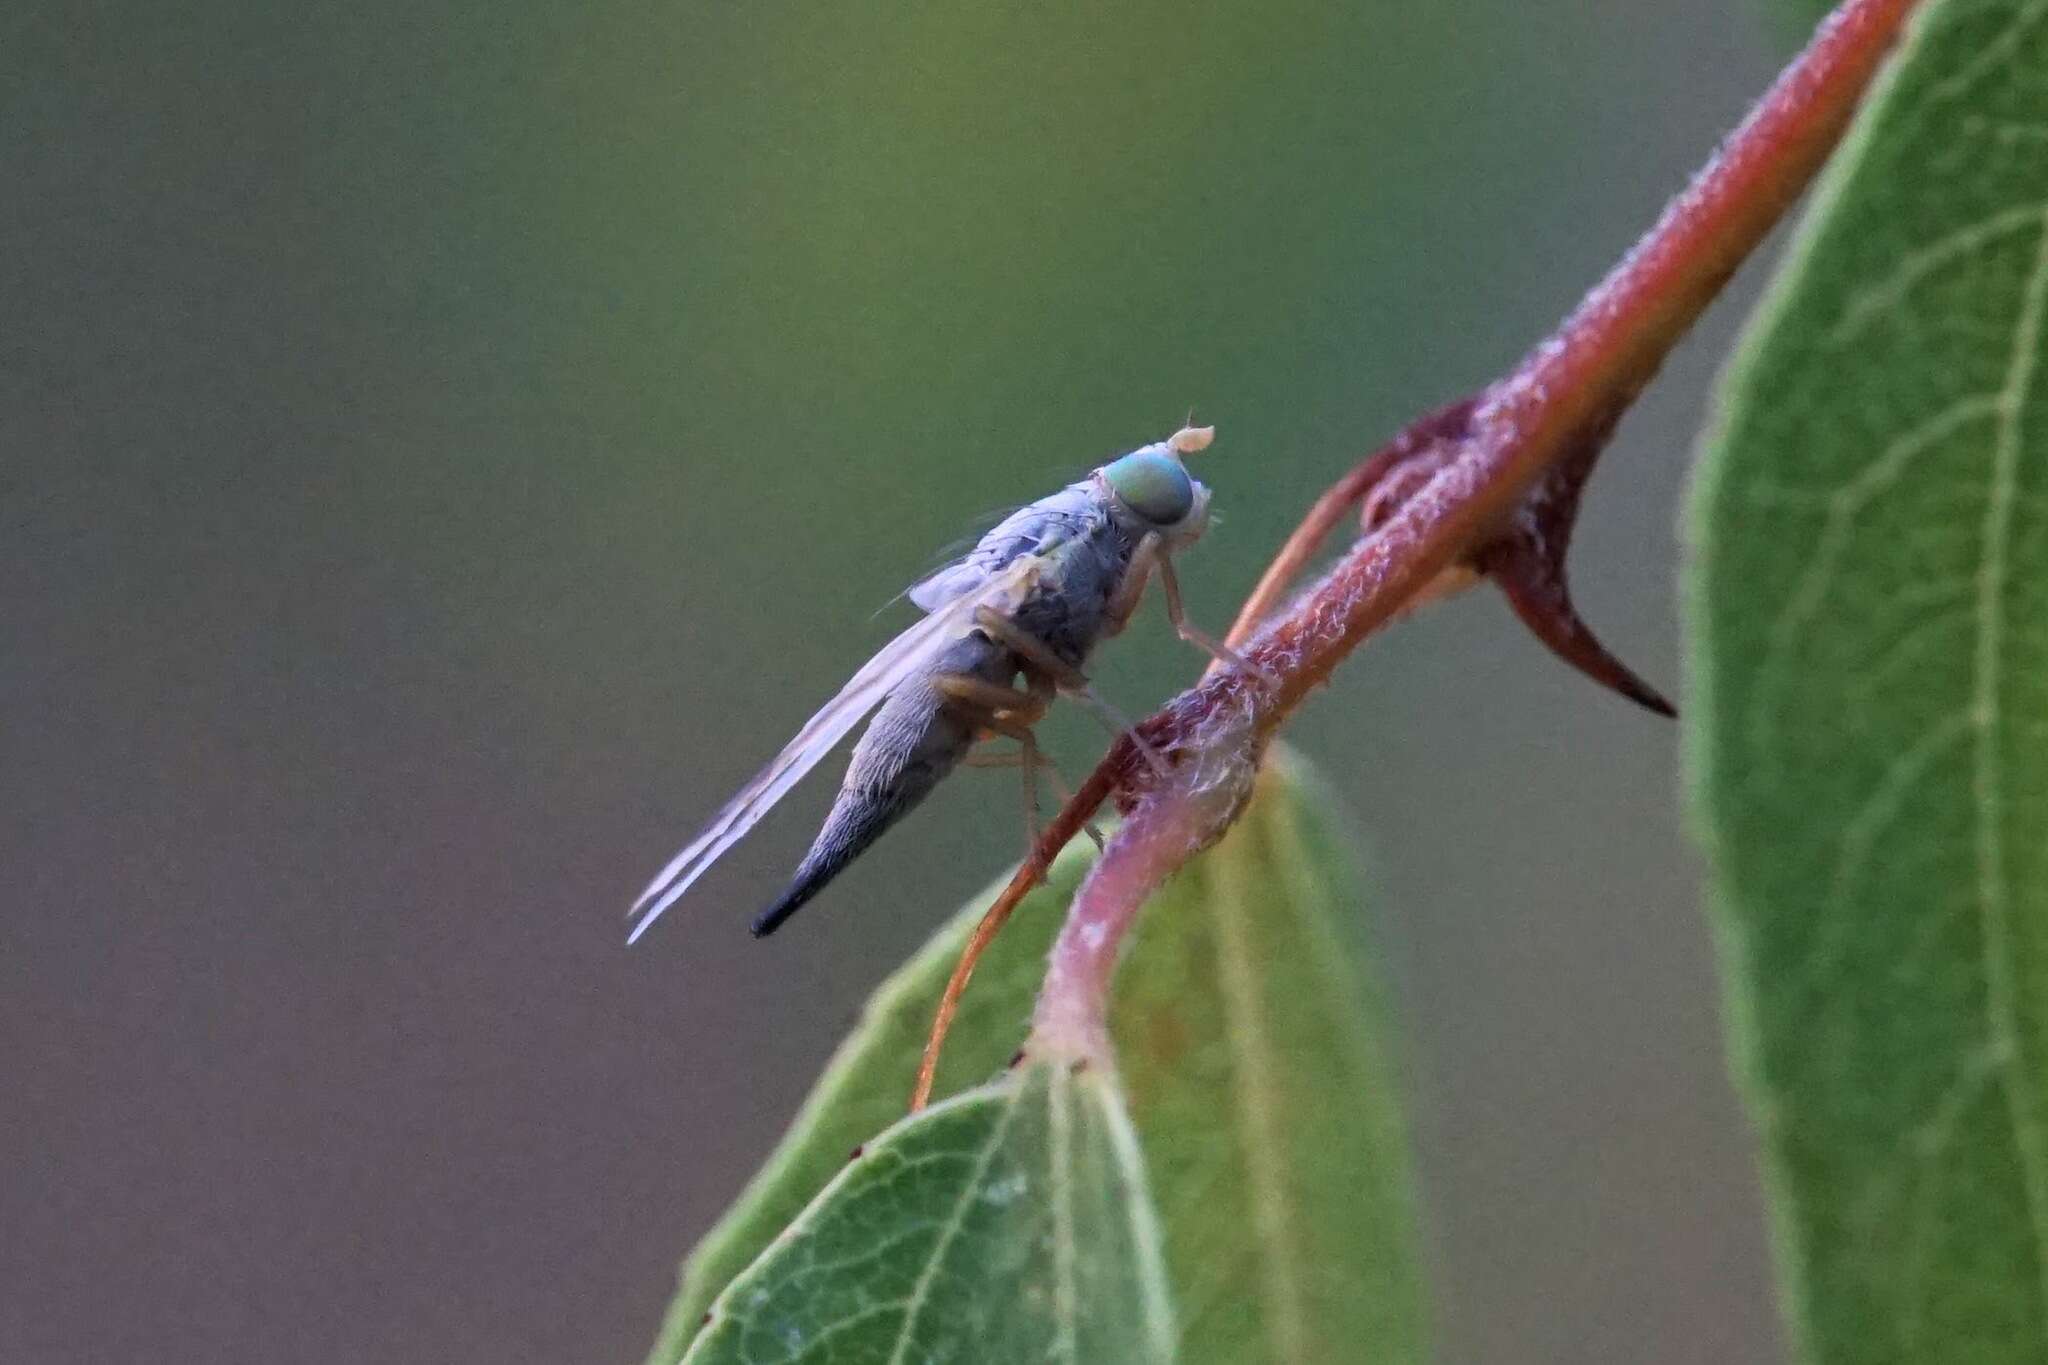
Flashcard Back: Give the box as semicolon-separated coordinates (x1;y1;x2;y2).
750;636;1010;936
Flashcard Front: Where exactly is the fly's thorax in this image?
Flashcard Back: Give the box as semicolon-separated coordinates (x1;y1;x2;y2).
1004;509;1135;668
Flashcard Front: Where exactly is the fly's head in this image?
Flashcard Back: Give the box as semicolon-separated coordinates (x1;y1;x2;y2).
1096;425;1214;549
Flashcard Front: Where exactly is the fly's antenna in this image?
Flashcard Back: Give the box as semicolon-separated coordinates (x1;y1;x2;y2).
1167;423;1214;457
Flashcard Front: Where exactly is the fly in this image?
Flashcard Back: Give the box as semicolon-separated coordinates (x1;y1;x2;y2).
627;424;1255;943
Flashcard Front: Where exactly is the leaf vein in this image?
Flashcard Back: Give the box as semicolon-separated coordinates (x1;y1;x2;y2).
1826;206;2041;346
881;1089;1025;1365
1746;396;2001;781
1793;712;1972;1006
1921;0;2048;115
1207;821;1316;1365
1049;1065;1078;1365
1971;204;2048;1338
1093;1076;1179;1363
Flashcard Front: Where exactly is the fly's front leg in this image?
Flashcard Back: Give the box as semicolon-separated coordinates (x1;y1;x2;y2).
1155;549;1279;686
971;607;1169;778
1103;534;1159;639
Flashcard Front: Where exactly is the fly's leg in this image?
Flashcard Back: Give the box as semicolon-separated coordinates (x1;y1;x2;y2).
1026;744;1106;851
942;670;1110;849
1008;721;1044;848
969;606;1170;778
969;607;1088;690
933;672;1052;727
935;674;1051;847
1065;687;1168;778
961;745;1041;844
1103;534;1160;638
1107;534;1274;684
1155;550;1280;686
961;741;1106;851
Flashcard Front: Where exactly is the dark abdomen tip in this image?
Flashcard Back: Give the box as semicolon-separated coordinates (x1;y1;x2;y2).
749;885;816;938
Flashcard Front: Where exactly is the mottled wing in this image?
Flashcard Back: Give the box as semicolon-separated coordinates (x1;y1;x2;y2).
627;554;1044;944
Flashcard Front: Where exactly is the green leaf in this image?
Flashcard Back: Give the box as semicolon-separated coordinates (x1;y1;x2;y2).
681;1060;1177;1365
645;747;1425;1365
1117;753;1426;1364
1689;2;2048;1360
642;844;1097;1365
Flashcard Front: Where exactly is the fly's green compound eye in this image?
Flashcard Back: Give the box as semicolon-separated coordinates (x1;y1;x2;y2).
1102;448;1195;525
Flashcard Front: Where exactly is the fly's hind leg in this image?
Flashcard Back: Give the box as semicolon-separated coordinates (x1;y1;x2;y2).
939;671;1107;850
960;740;1106;851
935;674;1050;849
1022;745;1106;851
969;607;1170;778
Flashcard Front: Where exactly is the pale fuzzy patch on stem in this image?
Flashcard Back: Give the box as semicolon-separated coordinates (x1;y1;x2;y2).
1031;695;1262;1063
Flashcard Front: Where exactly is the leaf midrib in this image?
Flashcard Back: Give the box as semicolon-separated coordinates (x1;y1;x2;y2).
1206;812;1315;1365
883;1089;1024;1365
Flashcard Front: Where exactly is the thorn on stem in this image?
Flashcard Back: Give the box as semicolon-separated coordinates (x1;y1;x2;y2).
1360;406;1676;718
1478;462;1677;718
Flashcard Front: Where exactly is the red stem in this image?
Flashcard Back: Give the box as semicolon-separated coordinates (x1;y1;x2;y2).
915;0;1924;1105
1255;0;1920;709
1032;784;1205;1060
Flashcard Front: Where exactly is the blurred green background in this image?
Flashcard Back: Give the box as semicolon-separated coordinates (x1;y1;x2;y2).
5;2;1785;1361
